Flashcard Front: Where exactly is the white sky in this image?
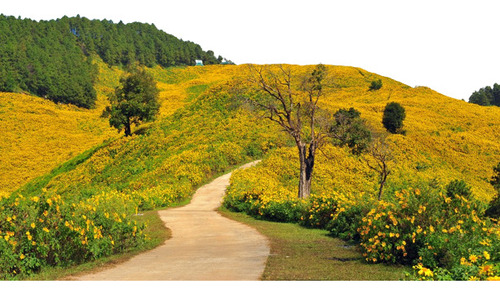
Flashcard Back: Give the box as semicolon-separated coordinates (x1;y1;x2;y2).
2;0;499;100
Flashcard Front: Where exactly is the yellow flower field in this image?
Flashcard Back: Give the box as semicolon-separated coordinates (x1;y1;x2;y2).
2;62;500;279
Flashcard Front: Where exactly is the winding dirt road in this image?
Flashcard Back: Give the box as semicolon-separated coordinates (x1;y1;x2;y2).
75;161;269;281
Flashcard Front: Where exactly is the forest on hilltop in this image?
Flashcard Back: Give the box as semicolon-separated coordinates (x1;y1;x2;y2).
0;15;226;108
469;83;500;107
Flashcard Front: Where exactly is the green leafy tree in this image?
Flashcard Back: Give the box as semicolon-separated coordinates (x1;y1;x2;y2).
469;83;500;106
382;102;406;134
369;79;383;91
103;69;160;136
330;107;372;155
446;179;472;200
485;162;500;218
490;162;500;192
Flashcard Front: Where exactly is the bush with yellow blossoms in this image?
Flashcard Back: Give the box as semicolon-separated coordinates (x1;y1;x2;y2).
357;185;500;280
0;190;145;279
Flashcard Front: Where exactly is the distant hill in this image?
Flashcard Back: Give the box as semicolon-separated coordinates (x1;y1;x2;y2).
0;15;227;108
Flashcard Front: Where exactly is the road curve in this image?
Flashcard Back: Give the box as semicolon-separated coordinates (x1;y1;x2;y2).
74;161;268;281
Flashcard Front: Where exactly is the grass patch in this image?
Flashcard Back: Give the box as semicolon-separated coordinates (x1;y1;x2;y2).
24;209;170;281
219;208;408;280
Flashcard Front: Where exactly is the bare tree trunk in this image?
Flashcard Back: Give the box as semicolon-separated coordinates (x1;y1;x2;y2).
297;142;315;198
377;170;389;200
365;136;392;201
124;117;132;137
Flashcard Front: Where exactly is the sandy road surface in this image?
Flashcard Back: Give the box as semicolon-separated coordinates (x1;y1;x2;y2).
74;161;268;281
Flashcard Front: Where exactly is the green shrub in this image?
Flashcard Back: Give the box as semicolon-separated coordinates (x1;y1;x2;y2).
485;194;500;218
369;79;383;91
300;194;338;228
0;191;145;279
446;179;472;200
486;163;500;218
356;186;499;280
327;204;365;242
382;102;406;134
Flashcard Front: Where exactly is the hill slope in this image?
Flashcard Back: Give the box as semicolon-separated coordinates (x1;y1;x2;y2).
6;63;500;200
1;63;499;279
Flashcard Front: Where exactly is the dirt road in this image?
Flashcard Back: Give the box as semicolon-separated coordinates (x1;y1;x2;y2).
75;161;268;280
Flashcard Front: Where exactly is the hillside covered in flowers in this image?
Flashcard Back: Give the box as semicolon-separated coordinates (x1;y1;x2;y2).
1;60;499;280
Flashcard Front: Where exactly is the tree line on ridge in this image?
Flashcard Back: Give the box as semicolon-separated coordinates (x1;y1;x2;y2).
0;14;227;108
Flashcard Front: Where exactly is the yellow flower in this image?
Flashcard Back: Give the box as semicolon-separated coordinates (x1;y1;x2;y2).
19;254;25;260
479;239;491;246
469;255;478;263
479;265;492;276
460;257;470;266
486;276;500;281
43;227;49;233
483;251;490;260
30;223;36;229
469;276;480;281
418;267;433;277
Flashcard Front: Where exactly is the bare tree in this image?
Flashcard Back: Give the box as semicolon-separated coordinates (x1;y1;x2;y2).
365;136;393;200
240;64;329;198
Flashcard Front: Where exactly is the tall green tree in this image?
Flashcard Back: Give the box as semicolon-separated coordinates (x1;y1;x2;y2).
103;69;160;136
330;107;372;155
382;102;406;134
485;162;500;218
469;83;500;107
